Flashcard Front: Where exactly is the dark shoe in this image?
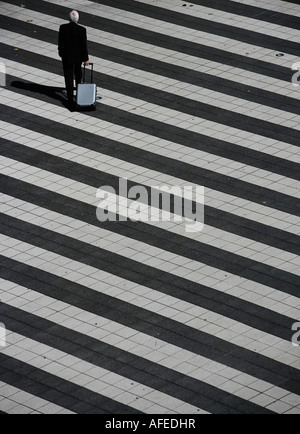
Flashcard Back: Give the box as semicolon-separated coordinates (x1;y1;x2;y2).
67;98;76;111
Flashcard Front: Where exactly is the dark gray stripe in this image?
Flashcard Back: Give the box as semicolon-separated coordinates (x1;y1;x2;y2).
0;196;299;322
88;0;300;56
0;304;277;414
277;0;300;4
1;51;298;180
0;103;299;254
0;237;295;343
3;0;297;59
1;35;298;148
2;88;300;218
0;15;298;116
0;4;287;85
0;175;298;336
0;354;141;414
1;171;298;260
185;0;300;30
0;107;299;253
1;140;300;297
2;98;299;184
1;0;299;416
1;174;298;333
0;256;300;390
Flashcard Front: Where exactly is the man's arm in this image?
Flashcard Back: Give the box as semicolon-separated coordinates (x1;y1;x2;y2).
58;25;64;58
81;28;89;65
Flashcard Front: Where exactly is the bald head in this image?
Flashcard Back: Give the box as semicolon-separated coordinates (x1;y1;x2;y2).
69;10;79;23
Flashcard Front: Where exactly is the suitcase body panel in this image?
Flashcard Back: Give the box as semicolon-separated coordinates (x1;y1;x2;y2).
77;83;97;106
76;63;97;109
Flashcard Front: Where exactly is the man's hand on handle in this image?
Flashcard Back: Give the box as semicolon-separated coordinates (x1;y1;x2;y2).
84;61;89;66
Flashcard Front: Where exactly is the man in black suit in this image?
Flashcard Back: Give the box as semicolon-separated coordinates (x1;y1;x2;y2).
58;10;89;104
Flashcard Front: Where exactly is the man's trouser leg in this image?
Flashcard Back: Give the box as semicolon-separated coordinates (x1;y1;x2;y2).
63;62;75;101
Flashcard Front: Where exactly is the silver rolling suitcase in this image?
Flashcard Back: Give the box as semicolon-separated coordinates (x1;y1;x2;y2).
76;63;97;110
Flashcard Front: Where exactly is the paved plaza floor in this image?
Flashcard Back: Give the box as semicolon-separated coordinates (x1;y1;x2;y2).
0;0;300;414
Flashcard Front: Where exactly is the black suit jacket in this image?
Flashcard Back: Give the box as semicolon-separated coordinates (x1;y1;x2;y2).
58;22;89;64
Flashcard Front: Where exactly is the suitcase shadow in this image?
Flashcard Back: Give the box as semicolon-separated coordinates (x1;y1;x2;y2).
11;81;74;112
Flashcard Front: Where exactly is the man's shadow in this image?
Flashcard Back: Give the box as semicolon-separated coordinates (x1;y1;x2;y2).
11;81;73;111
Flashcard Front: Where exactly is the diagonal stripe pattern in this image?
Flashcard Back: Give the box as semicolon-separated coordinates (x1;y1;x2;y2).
0;0;299;414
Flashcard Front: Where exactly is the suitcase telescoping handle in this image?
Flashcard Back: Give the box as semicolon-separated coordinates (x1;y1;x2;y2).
83;62;94;84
